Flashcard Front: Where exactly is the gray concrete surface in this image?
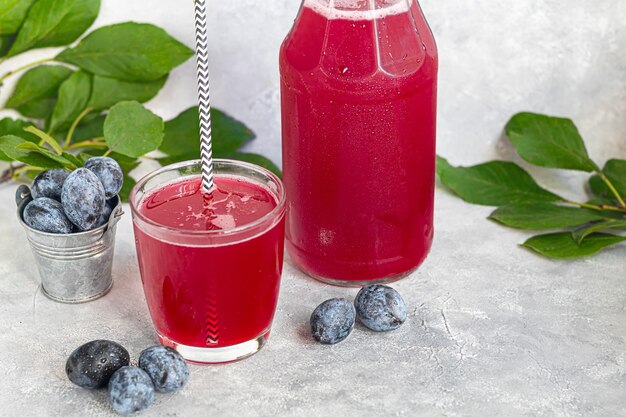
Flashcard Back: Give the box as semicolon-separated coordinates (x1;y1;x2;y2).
1;0;626;416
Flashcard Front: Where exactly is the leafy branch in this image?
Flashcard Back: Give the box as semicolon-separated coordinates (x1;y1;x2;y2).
0;0;280;201
438;112;626;259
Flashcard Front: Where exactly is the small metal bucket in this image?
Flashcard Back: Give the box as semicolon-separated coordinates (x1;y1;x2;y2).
16;185;124;303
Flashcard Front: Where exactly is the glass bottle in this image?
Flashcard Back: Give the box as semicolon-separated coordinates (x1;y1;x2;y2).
280;0;438;286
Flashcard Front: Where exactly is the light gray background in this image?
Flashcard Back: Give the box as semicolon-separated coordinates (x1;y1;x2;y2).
0;1;625;416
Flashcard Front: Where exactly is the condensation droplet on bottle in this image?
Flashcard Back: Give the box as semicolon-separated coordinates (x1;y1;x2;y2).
338;66;349;74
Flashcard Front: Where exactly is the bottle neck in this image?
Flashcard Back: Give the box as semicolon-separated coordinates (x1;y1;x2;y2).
303;0;412;20
305;0;410;11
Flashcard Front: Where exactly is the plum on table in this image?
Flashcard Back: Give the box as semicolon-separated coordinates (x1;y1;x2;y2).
108;366;155;416
355;285;408;332
139;346;189;393
310;298;356;344
66;340;130;389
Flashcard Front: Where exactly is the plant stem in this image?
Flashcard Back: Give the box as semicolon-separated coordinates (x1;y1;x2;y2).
598;205;626;214
0;163;19;184
566;201;602;211
0;170;12;184
103;149;113;157
597;171;626;208
64;108;93;148
0;57;55;85
65;139;108;151
566;200;626;214
12;165;43;179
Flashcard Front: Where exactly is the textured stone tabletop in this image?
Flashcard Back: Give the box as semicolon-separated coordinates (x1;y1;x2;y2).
1;0;625;415
1;184;625;417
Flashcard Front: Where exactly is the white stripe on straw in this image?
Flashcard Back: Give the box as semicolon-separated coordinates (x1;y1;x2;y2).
193;0;215;195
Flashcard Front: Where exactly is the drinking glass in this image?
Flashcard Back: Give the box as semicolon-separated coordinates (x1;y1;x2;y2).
130;159;286;364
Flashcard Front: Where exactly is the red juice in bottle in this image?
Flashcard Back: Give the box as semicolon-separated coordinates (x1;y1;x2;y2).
131;161;286;363
280;0;438;285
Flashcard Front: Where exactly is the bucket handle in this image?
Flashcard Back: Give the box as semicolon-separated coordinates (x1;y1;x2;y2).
99;205;125;239
15;184;32;207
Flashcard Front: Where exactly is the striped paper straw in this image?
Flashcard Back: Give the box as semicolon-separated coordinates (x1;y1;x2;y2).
193;0;215;195
193;0;219;346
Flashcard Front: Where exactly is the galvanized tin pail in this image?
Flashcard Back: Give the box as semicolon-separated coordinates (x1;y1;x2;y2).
16;185;124;303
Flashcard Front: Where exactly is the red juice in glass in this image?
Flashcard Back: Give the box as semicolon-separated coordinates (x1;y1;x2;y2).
130;160;286;364
280;0;438;285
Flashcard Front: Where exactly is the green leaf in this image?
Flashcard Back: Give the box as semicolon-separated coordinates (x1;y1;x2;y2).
118;174;136;202
104;101;164;158
0;34;15;56
602;159;626;198
56;22;194;82
589;175;611;199
16;141;76;169
62;152;83;168
60;114;104;143
157;151;282;180
0;135;65;168
586;198;615;206
589;160;626;204
522;232;626;259
221;152;282;178
49;70;92;133
23;126;63;154
88;75;167;111
5;65;73;119
505;112;599;172
13;95;55;120
0;0;36;35
79;150;139;175
0;117;40;142
0;144;10;161
436;156;562;206
489;203;604;230
23;167;45;180
211;109;257;153
159;108;200;157
572;220;626;244
8;0;100;57
160;107;256;157
156;152;198;167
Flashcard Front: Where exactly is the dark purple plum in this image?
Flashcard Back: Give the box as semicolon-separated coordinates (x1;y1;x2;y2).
355;285;408;332
310;298;356;344
139;346;189;393
66;340;130;389
84;157;123;199
94;201;114;228
23;197;73;234
31;169;70;201
108;367;155;416
61;168;106;231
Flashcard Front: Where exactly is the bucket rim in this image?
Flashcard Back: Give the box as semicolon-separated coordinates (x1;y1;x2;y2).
17;191;123;238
